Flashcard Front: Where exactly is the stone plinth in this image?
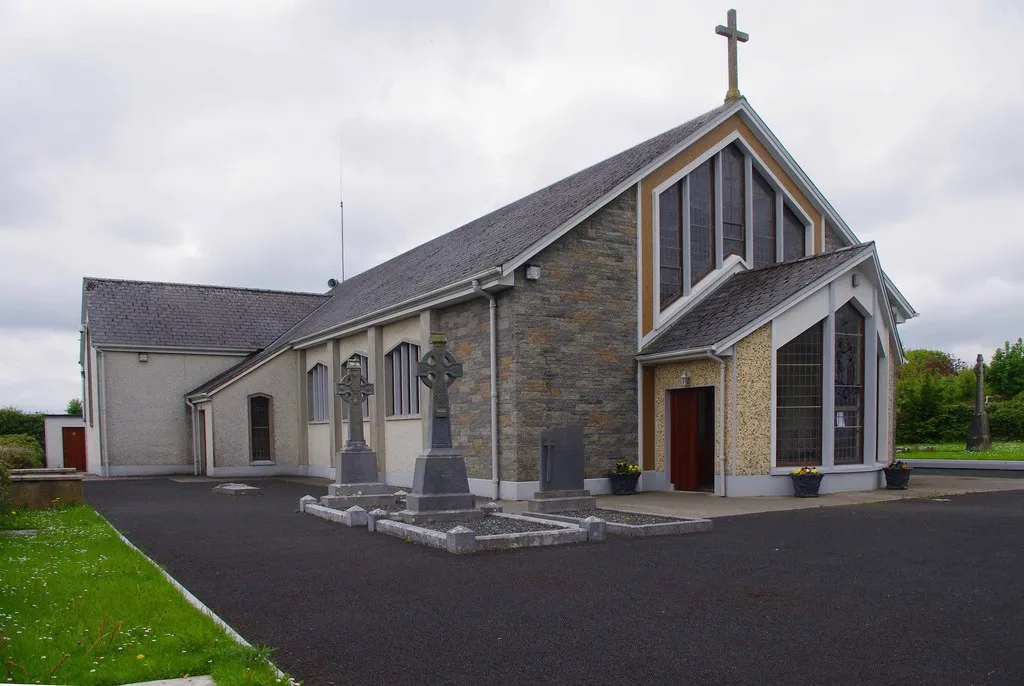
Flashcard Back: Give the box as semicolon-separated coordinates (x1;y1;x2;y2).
336;446;379;484
527;489;597;514
967;412;992;452
322;445;399;509
401;452;480;523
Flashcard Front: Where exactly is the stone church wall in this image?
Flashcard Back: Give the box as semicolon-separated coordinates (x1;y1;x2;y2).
506;188;639;481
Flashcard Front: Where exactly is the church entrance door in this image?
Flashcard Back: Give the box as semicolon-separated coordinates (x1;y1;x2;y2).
668;388;715;491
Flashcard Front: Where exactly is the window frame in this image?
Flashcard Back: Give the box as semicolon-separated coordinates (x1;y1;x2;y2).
247;393;274;463
775;320;825;468
306;362;330;423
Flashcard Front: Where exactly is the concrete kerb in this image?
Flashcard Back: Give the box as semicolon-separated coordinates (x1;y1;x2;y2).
96;512;291;683
529;510;713;538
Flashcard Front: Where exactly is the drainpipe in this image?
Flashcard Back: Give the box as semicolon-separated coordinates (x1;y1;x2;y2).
471;279;500;501
98;350;110;478
730;353;738;484
185;398;199;476
705;352;727;497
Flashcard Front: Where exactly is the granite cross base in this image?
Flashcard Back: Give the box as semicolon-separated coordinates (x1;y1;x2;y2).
320;446;399;509
335;446;380;484
320;489;400;510
401;452;481;523
527;489;597;514
967;412;992;452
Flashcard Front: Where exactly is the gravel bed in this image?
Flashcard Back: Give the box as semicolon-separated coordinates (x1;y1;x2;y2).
553;509;691;525
417;515;562;536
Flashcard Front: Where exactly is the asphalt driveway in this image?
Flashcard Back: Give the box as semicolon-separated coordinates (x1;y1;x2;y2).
85;478;1024;686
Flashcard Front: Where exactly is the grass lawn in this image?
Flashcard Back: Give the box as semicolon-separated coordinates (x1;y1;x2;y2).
0;505;291;685
897;441;1024;460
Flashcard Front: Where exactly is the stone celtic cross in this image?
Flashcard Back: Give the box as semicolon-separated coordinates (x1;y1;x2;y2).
974;354;985;414
715;8;749;103
416;333;463;450
336;357;374;448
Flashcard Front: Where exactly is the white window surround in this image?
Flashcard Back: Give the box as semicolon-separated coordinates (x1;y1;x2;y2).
651;131;815;332
770;278;888;471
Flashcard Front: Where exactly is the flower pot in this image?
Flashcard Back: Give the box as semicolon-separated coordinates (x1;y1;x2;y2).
883;467;911;490
608;472;640;495
791;473;823;498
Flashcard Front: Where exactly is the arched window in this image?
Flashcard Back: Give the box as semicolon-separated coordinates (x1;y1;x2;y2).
776;321;823;467
385;343;420;416
248;394;273;462
834;303;865;464
307;363;329;422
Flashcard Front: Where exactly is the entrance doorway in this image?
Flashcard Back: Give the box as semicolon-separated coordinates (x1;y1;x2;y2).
61;426;86;471
668;387;715;491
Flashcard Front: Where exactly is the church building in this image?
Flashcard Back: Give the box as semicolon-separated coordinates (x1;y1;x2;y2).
78;12;916;497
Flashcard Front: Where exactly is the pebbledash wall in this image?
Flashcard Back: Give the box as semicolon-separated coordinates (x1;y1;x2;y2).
98;350;244;476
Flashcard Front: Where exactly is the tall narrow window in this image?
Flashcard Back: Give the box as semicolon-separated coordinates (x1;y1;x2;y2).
342;354;370;420
782;205;807;261
658;181;683;307
776;321;823;467
834;303;865;465
386;343;420;417
689;158;715;286
752;169;776;268
249;395;272;461
721;144;745;261
306;363;329;422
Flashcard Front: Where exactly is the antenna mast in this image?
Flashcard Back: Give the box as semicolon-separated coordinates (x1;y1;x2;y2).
339;132;345;283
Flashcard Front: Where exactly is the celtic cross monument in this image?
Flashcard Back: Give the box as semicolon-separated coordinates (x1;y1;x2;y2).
966;354;992;452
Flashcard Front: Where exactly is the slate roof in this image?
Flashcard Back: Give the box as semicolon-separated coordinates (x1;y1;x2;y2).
639;244;874;356
83;278;330;350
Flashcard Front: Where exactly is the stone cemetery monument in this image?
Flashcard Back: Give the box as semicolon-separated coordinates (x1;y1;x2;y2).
966;353;992;452
321;357;399;509
401;333;483;523
526;426;597;513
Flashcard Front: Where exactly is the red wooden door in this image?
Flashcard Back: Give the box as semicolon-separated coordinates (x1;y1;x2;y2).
62;427;86;471
669;390;700;491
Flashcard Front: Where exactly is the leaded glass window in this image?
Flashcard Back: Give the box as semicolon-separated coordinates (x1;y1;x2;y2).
658;181;683;307
689;158;715;286
776;321;823;467
782;205;806;261
752;169;775;268
834;303;865;464
722;144;745;261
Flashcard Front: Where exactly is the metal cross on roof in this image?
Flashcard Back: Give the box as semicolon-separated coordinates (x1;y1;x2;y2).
715;8;749;103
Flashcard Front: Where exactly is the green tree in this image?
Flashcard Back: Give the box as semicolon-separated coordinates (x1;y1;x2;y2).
65;398;82;416
0;407;44;447
988;338;1024;399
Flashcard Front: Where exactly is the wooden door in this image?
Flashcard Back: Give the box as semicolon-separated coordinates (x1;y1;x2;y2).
669;388;716;491
62;427;86;471
197;410;208;475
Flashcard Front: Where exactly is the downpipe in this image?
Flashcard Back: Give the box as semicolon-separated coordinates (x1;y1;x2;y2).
705;352;727;497
185;398;199;476
471;279;500;501
98;350;110;478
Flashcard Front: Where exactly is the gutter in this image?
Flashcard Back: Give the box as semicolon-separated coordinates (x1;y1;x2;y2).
704;351;727;497
635;346;716;364
471;279;500;501
98;350;110;477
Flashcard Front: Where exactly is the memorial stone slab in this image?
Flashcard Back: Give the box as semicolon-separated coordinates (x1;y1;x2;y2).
527;425;596;513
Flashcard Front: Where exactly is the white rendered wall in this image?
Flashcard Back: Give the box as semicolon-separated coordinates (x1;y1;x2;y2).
383;417;422;486
43;415;85;468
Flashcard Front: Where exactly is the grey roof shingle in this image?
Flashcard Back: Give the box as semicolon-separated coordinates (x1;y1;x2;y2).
640;244;874;356
83;278;330;350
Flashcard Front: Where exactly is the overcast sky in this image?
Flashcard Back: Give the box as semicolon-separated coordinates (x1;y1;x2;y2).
1;0;1022;412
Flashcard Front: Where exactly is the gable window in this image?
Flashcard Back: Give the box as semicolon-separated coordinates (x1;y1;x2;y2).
658;181;683;307
386;342;420;417
249;394;273;462
776;321;823;467
689;157;715;286
834;303;865;465
721;144;745;261
782;205;807;261
751;169;776;268
342;354;370;420
307;363;329;422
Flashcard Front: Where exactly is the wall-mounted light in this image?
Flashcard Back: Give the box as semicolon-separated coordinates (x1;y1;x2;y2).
525;265;541;281
851;273;859;288
138;353;149;363
680;371;691;387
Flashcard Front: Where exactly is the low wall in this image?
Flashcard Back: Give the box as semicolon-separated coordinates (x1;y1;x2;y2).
8;468;84;508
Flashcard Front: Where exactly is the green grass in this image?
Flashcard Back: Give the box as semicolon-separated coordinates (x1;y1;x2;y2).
897;441;1024;460
0;506;292;685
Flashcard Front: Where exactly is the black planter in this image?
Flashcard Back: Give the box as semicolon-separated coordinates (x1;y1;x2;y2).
608;472;640;495
883;467;911;490
791;473;823;498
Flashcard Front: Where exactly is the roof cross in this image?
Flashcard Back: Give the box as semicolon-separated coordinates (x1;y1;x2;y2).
715;8;749;103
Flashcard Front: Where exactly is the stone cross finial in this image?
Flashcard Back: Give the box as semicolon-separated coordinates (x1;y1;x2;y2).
416;333;463;450
715;8;749;103
336;357;374;448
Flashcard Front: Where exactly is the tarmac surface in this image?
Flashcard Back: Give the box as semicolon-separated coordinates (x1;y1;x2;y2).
86;478;1024;686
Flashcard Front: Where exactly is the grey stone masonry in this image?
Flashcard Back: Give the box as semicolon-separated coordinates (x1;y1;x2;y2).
824;221;844;253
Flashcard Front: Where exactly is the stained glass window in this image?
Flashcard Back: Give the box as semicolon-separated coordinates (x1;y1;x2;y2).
658;181;683;307
834;303;865;464
722;144;745;261
776;321;823;467
752;169;776;268
689;157;715;286
783;205;806;261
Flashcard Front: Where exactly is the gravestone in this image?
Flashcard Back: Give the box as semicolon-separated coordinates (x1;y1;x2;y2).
527;426;596;513
401;333;483;523
321;357;400;510
966;354;992;452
